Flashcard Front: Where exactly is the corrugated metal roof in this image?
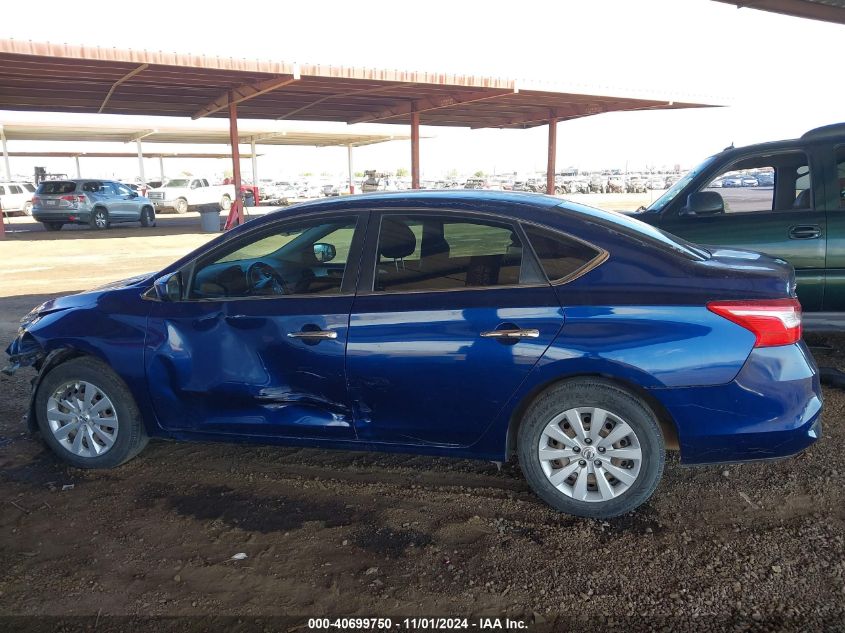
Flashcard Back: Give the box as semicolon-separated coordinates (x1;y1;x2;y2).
714;0;845;23
0;39;713;129
0;121;407;147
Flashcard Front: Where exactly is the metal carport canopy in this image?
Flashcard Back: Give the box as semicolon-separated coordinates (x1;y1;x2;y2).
713;0;845;24
0;38;713;224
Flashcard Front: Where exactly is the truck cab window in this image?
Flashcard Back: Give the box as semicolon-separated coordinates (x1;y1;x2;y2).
699;153;810;214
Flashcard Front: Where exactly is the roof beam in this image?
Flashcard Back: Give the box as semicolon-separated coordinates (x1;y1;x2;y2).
98;63;148;113
469;104;606;129
348;89;516;124
126;129;157;142
192;70;301;119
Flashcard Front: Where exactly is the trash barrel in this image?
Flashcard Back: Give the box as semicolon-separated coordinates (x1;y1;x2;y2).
197;203;221;233
242;190;256;208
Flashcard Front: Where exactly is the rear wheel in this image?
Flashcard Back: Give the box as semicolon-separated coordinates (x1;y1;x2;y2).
22;201;33;216
140;206;156;227
89;207;109;230
174;198;189;214
35;357;148;469
42;221;63;231
517;378;664;519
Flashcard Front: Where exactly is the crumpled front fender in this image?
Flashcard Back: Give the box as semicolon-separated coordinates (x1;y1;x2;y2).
3;329;45;376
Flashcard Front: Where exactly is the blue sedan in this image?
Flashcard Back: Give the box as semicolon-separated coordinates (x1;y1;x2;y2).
4;191;822;518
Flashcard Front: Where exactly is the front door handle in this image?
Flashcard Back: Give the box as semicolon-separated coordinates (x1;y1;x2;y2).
287;329;338;340
480;328;540;339
789;224;821;240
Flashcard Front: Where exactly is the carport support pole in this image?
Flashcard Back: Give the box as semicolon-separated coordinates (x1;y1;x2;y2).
224;91;244;230
0;126;10;182
546;116;558;195
136;139;146;187
250;139;257;189
347;145;354;194
411;109;420;189
159;156;165;183
74;156;81;178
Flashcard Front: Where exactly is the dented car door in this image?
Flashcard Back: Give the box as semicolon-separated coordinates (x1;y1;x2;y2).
143;213;365;438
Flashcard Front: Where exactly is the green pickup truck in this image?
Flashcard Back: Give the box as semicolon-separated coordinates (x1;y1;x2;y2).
632;123;845;331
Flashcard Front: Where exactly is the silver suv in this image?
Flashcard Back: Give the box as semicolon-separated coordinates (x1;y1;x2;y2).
32;179;155;231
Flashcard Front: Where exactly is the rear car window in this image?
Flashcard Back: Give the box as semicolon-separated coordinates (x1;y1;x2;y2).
37;181;77;194
523;224;602;283
374;215;526;293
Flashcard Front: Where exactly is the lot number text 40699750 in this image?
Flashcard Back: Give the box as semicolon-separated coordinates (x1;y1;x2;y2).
307;617;528;630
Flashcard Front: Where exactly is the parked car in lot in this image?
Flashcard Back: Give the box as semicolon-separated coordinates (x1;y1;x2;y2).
147;178;235;214
0;180;36;215
31;179;155;231
647;176;667;190
5;190;820;518
631;123;845;330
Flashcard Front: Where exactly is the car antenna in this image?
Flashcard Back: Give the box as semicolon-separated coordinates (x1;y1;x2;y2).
724;141;735;151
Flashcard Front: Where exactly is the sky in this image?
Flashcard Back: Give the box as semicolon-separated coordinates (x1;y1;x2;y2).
1;0;843;181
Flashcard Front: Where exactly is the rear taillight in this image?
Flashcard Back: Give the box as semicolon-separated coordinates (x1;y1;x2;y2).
31;196;40;206
707;298;802;347
60;194;87;205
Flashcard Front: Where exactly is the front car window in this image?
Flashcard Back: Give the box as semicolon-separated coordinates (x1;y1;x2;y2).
165;179;190;188
698;152;811;213
373;215;531;293
190;217;358;299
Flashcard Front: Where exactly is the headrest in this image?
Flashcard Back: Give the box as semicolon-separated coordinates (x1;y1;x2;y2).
379;219;417;259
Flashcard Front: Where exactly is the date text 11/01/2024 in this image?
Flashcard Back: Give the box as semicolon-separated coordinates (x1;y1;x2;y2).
307;618;528;630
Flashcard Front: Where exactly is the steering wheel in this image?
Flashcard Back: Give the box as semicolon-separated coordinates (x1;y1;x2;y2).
246;261;289;296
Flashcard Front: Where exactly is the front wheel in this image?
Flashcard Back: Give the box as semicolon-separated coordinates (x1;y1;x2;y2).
140;206;156;227
517;378;665;519
23;201;33;216
220;195;232;211
174;198;189;214
34;357;148;469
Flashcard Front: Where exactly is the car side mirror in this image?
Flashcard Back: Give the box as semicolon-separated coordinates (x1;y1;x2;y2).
154;272;183;302
313;243;336;263
681;191;725;217
130;191;138;198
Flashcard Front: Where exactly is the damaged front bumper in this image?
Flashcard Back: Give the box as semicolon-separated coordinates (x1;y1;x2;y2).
3;328;45;376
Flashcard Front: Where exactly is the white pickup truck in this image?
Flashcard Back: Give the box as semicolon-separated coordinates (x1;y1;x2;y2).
147;178;235;214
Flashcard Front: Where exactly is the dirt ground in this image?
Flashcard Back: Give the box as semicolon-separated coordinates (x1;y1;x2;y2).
1;202;844;632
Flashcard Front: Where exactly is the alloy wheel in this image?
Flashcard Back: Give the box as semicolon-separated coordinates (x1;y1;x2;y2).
46;381;119;458
537;407;642;502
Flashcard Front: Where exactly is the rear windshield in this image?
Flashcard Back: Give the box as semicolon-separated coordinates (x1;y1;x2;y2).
36;181;77;194
558;202;709;261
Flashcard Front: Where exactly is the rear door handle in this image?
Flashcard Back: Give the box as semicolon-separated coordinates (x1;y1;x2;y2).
789;225;821;240
480;328;540;339
287;330;338;340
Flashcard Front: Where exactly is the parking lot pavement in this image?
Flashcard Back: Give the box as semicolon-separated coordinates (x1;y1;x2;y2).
1;200;844;631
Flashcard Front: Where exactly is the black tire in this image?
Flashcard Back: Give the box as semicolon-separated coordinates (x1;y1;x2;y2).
174;198;189;214
34;357;148;469
220;195;232;211
89;207;109;230
517;378;665;519
23;201;33;216
140;206;156;227
42;221;63;232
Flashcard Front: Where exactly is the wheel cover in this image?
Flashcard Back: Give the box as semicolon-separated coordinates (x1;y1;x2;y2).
537;407;642;503
46;381;119;458
94;211;106;228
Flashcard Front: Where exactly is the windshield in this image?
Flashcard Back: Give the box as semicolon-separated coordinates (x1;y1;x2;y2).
647;155;718;212
164;179;191;188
